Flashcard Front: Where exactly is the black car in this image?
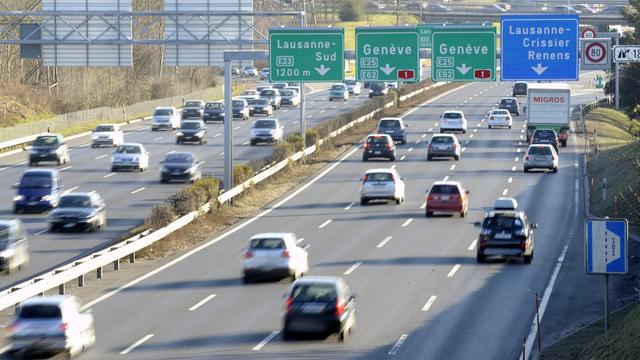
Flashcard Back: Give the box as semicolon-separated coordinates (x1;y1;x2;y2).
48;192;106;232
203;101;224;123
512;82;527;96
283;276;356;341
176;120;207;145
363;134;396;161
475;209;537;264
182;100;205;119
29;134;70;166
160;152;202;183
530;129;559;153
368;83;388;98
499;97;520;116
247;99;273;116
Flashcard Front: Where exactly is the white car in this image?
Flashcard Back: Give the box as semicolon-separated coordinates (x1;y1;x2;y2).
151;106;180;131
250;118;284;145
345;79;362;95
242;233;309;282
111;143;149;172
243;66;258;77
241;89;260;99
360;168;405;205
260;67;270;80
440;110;468;133
487;109;513;129
8;295;95;357
91;124;124;147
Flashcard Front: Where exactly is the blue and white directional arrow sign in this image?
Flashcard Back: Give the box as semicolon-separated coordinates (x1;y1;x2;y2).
585;219;628;275
501;14;579;81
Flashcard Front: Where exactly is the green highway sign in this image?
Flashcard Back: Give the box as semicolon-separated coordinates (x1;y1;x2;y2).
355;27;420;82
417;25;433;49
431;27;496;82
269;28;344;82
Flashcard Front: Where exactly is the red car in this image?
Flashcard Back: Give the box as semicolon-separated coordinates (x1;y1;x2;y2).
426;181;469;217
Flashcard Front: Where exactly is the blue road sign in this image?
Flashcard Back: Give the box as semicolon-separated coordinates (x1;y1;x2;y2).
585;219;628;275
500;14;579;81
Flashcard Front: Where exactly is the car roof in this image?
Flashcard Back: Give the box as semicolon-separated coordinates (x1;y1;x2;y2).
36;133;62;138
485;210;525;218
528;144;555;150
23;168;57;175
21;295;75;307
185;99;204;102
379;117;402;121
155;106;175;110
494;197;518;210
431;133;456;138
364;168;395;174
61;192;92;197
366;133;392;139
119;142;143;147
501;97;517;100
431;180;461;186
443;110;464;114
250;232;294;240
292;276;341;286
257;118;278;122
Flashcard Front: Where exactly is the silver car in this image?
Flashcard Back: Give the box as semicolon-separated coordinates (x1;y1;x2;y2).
427;134;461;161
523;144;558;173
0;219;29;274
360;168;405;205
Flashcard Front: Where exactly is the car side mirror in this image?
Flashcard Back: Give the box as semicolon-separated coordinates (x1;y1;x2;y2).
350;294;357;301
12;183;19;189
474;221;482;227
465;190;470;194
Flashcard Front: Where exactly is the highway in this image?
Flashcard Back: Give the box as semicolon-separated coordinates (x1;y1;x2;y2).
0;83;373;290
67;76;603;359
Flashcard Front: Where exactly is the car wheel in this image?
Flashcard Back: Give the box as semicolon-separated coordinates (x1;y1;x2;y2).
151;128;157;131
395;198;401;205
524;251;533;264
362;156;368;162
29;161;36;166
176;140;181;145
523;167;529;173
508;125;512;129
454;155;460;161
427;154;432;161
282;329;292;341
488;125;492;129
242;274;252;284
462;130;467;134
57;158;62;166
476;252;486;263
390;155;396;161
460;210;466;218
439;129;443;133
552;167;558;173
426;211;433;217
250;140;256;146
360;198;368;206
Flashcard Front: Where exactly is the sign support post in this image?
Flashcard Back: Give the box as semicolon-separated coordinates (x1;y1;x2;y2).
299;12;306;147
604;273;609;331
223;59;233;193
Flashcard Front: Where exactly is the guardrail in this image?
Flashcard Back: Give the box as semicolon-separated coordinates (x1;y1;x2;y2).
0;81;445;312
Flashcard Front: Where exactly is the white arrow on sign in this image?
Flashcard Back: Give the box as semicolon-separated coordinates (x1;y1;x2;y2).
531;63;548;75
380;64;396;76
455;64;471;75
314;64;331;76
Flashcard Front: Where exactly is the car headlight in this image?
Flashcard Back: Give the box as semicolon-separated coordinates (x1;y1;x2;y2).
0;249;15;258
91;134;99;140
13;195;24;202
161;166;170;173
49;149;59;154
132;157;139;162
479;229;492;236
29;149;38;154
85;212;98;221
176;131;183;136
269;129;277;135
41;195;53;201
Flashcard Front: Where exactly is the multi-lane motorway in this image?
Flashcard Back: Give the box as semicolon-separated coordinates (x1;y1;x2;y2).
61;75;603;359
0;83;373;289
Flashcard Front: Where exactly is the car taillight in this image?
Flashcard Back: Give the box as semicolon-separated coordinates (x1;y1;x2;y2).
363;143;369;149
335;300;346;317
427;194;436;201
452;143;458;149
286;298;293;312
243;251;254;259
525;155;529;160
489;116;494;120
59;323;69;332
282;250;291;258
479;239;486;248
552;154;557;160
6;321;19;334
521;242;527;250
386;143;392;149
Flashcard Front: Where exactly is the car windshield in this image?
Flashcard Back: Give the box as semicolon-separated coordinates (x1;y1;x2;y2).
254;120;276;129
482;215;523;231
0;226;10;250
366;136;390;144
443;112;462;119
431;136;453;144
33;136;59;147
528;146;552;155
95;125;114;132
242;90;256;95
331;85;344;90
181;122;202;130
430;184;460;195
379;120;400;128
286;87;299;93
248;99;268;106
345;80;356;85
232;101;245;108
371;83;384;91
249;238;285;250
281;90;294;96
291;284;337;303
205;102;223;110
165;153;194;164
115;145;141;154
154;109;173;116
501;99;516;104
244;66;253;70
514;83;526;90
184;101;202;108
20;174;52;188
365;172;393;182
59;195;91;208
260;90;276;97
19;304;62;319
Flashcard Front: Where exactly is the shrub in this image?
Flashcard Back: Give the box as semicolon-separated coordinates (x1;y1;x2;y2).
167;186;208;216
339;0;365;21
145;204;176;230
305;128;320;146
233;164;254;186
286;133;304;152
193;177;221;204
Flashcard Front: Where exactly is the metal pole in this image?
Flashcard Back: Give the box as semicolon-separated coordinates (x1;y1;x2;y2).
615;35;620;109
604;274;609;331
223;58;234;192
299;11;306;148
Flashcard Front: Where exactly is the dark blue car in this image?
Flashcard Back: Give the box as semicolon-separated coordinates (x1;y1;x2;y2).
13;169;63;213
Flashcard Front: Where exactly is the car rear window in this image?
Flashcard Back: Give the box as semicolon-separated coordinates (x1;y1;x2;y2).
291;284;337;303
260;90;276;97
281;90;294;96
205;103;223;110
249;99;269;106
443;112;462;119
491;110;510;116
366;136;390;144
379;120;400;128
154;108;173;116
345;80;356;85
501;99;516;104
431;136;453;143
514;83;526;90
250;238;285;250
184;101;202;107
365;172;393;182
95;125;115;132
528;146;552;155
19;304;62;319
331;84;345;90
482;215;523;231
232;100;245;108
534;130;555;139
430;184;460;195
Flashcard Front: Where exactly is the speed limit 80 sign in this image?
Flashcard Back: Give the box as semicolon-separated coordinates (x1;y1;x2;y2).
581;38;611;70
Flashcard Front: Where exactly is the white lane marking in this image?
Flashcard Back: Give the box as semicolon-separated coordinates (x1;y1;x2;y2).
388;334;409;355
408;147;413;152
415;140;420;144
574;162;579;168
188;294;217;311
420;202;426;209
473;129;478;133
253;330;279;351
516;148;522;153
450;164;456;170
103;173;116;178
427;128;433;132
79;143;91;148
402;218;413;227
242;141;249;145
467;240;477;251
512;166;517;172
377;236;392;248
461;147;466;152
331;105;337;109
464;140;469;145
95;154;108;160
60;165;73;171
514;156;520;162
165;150;175;155
447;264;461;278
214;133;221;138
233;126;241;130
433;122;438;126
508;177;513;183
296;237;305;244
307;115;313;118
400;155;406;161
502;188;509;196
390;165;396;170
34;229;48;236
131;187;145;194
153;136;163;141
293;121;299;124
219;152;224;155
521;129;525;133
282;110;289;113
344;261;362;275
64;186;79;194
120;334;154;355
318;219;332;228
468;97;473;101
422;133;427;138
345;202;355;210
469;134;474;138
443;176;450;182
421;295;438;312
320;110;325;113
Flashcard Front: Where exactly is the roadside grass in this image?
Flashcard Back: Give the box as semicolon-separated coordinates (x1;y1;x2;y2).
586;108;640;228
